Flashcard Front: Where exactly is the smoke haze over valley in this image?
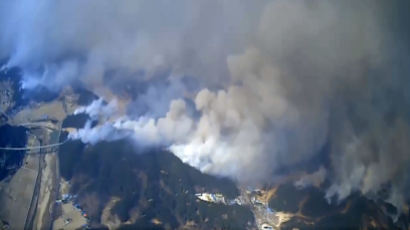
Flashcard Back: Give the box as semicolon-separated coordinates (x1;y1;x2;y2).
1;0;410;226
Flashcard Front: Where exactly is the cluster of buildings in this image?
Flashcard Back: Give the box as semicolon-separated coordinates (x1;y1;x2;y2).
194;192;249;206
195;193;226;204
56;193;90;228
195;190;277;230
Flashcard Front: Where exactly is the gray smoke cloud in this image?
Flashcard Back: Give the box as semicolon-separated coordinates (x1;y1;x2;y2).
1;0;410;213
0;0;263;91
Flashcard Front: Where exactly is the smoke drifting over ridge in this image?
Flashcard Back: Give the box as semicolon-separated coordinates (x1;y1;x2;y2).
1;0;410;212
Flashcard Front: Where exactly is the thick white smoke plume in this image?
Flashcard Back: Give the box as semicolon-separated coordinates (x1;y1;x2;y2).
1;0;410;212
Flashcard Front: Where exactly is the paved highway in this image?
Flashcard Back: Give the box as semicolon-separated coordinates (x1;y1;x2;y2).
0;139;68;151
